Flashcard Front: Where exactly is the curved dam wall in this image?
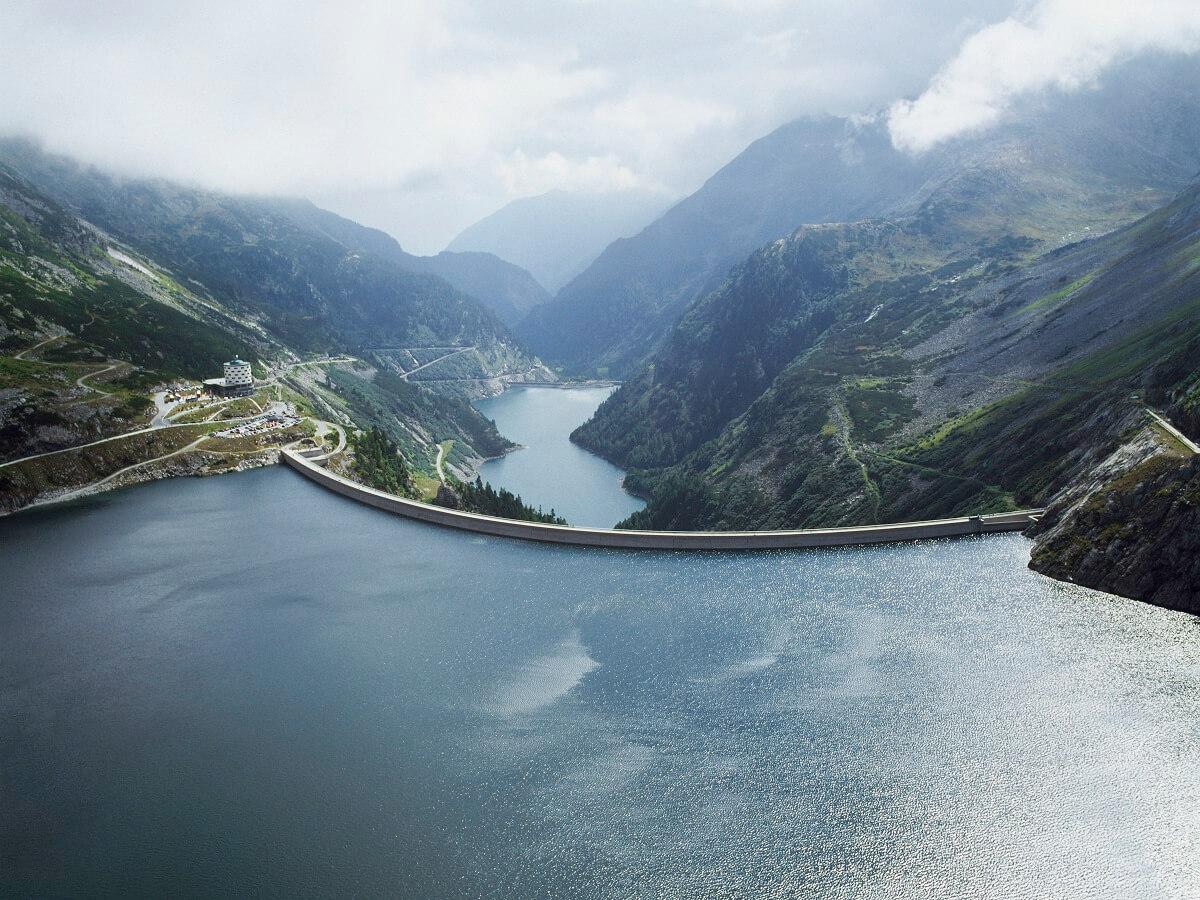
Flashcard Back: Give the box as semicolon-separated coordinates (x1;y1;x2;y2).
282;450;1041;550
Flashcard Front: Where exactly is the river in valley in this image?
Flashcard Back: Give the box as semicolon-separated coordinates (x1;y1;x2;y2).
474;385;644;527
3;466;1199;897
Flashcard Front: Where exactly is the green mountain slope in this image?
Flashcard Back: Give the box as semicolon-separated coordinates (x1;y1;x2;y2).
0;167;257;376
604;181;1200;540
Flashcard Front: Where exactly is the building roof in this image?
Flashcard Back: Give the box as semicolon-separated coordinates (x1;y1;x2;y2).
227;358;250;366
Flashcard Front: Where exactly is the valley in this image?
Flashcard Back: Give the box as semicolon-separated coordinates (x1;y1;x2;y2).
5;6;1200;896
547;59;1200;613
0;141;557;516
2;58;1197;614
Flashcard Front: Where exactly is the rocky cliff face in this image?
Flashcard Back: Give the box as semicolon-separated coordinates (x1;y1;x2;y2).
1028;428;1200;615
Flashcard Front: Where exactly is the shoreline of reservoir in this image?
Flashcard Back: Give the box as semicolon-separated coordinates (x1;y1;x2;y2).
473;383;644;527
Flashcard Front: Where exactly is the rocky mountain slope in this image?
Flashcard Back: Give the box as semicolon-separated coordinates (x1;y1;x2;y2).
590;177;1200;565
1028;426;1199;615
520;56;1200;376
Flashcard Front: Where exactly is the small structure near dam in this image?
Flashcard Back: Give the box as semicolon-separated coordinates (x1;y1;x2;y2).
281;449;1041;551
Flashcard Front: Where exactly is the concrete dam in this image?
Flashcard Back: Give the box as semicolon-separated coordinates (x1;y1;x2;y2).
282;450;1041;550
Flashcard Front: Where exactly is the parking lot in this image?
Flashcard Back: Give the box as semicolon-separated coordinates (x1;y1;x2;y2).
213;403;301;439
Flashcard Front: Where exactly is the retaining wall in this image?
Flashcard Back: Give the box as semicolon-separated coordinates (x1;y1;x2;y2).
282;450;1041;550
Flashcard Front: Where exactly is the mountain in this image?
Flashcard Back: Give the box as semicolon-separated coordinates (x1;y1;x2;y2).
1028;430;1200;615
0;143;552;510
587;177;1199;572
446;189;670;293
520;56;1200;376
407;251;549;325
275;198;549;324
0;162;290;498
0;164;254;381
0;139;548;331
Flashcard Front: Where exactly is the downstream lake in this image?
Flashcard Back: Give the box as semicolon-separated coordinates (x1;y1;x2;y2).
3;468;1199;897
474;385;644;527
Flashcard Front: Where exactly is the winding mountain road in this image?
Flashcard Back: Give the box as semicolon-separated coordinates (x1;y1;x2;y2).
280;356;357;373
0;408;276;471
76;363;125;397
150;391;184;427
312;420;347;457
15;335;129;400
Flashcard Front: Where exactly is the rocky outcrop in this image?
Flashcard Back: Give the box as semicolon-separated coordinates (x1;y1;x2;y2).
434;482;462;509
1028;429;1200;615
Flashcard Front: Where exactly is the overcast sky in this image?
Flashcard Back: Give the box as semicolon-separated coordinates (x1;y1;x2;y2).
2;1;1198;253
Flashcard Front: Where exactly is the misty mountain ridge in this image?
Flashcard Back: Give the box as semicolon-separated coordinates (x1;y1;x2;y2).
520;54;1200;377
574;170;1200;612
446;188;671;293
0;138;548;330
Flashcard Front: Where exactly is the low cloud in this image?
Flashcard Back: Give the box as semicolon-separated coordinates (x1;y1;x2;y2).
1;0;1014;251
495;151;652;197
888;0;1200;153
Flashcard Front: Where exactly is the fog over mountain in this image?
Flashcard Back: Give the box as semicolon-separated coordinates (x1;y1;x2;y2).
5;2;1195;252
887;0;1200;151
446;189;671;293
0;0;1022;252
520;54;1200;375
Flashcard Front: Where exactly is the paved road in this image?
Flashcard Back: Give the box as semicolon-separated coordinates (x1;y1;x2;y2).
368;346;467;352
281;356;356;372
414;365;547;384
151;391;184;427
1;423;197;470
326;421;347;454
14;337;128;398
1148;408;1200;454
307;419;346;458
435;442;447;484
0;409;270;471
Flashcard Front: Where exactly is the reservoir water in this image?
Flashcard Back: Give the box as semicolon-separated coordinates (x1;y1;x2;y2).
3;468;1200;897
474;385;644;527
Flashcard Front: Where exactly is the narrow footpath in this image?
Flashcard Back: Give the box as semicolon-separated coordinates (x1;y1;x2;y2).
0;409;273;471
76;363;125;397
38;435;214;507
